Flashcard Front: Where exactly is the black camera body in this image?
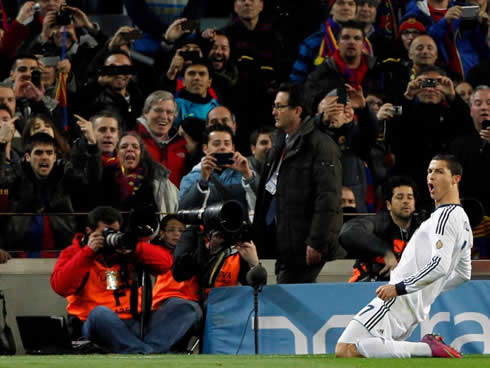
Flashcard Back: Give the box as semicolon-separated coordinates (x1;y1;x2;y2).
102;228;137;251
56;9;73;26
31;70;42;88
179;50;201;62
422;78;438;88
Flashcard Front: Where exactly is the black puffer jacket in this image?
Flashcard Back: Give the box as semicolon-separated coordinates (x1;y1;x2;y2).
253;116;343;266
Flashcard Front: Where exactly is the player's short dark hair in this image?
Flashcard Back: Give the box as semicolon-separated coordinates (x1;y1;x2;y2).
383;176;418;203
431;154;463;177
87;207;123;231
249;126;274;146
204;124;234;145
339;20;366;39
24;132;57;154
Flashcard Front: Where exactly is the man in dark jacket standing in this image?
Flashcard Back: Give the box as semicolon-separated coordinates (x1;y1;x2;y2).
253;83;343;284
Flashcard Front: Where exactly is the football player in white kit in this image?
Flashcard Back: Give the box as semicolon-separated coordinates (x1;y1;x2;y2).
336;154;472;358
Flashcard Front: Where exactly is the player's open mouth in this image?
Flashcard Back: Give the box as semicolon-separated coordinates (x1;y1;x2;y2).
428;183;435;193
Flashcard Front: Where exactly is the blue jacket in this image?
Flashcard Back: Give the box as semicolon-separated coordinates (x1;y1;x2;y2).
404;0;489;77
179;162;256;212
289;19;340;83
174;90;219;128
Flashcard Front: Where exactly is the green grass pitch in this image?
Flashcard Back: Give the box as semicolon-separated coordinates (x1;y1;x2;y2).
0;354;488;368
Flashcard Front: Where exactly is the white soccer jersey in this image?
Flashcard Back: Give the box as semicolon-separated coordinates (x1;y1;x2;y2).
389;204;473;322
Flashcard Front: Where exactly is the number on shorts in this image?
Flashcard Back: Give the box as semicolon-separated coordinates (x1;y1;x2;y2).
359;304;374;316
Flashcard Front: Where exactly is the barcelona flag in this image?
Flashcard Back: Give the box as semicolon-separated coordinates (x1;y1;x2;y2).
55;27;68;131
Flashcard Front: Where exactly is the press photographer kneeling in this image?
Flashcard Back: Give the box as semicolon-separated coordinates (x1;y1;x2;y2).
172;201;267;304
50;206;173;354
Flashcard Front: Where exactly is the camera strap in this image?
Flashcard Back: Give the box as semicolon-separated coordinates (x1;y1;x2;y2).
0;291;15;355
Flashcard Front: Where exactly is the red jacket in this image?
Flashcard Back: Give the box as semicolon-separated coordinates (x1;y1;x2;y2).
135;122;187;188
51;233;173;321
0;20;30;58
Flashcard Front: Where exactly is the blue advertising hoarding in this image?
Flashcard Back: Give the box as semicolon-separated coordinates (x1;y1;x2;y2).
203;281;490;354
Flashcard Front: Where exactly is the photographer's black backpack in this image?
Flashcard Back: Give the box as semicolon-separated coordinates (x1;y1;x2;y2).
0;291;15;355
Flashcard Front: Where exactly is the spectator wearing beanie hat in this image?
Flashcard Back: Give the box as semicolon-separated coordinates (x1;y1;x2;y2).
399;17;427;54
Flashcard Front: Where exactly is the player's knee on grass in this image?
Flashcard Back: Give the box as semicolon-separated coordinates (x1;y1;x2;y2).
335;342;362;358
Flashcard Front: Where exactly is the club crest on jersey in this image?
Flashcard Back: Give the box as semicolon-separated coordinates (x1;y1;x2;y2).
436;240;443;249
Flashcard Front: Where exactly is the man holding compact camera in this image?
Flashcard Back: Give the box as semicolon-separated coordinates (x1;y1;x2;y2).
391;65;474;207
179;124;257;215
51;206;174;354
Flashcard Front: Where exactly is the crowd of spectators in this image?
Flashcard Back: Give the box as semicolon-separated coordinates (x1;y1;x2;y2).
0;0;488;355
0;0;487;259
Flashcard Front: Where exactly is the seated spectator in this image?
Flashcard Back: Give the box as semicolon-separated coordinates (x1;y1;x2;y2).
316;86;378;212
392;65;474;207
404;0;490;78
340;176;421;282
455;80;473;105
179;124;257;213
135;90;187;188
174;59;219;127
22;114;71;157
50;206;174;354
75;50;144;131
289;0;357;83
247;126;273;177
150;214;203;353
91;130;179;219
305;21;381;113
177;116;206;174
0;132;100;256
449;85;490;214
